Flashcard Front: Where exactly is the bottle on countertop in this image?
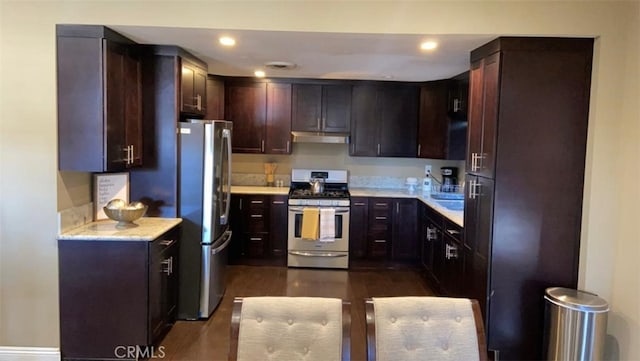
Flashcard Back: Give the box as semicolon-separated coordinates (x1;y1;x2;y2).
422;172;432;195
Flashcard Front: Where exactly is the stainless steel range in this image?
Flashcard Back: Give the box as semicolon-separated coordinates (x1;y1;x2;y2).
287;169;350;269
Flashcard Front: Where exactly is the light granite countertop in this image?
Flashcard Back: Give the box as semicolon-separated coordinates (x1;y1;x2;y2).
58;217;182;241
231;186;289;195
350;188;463;226
230;186;463;226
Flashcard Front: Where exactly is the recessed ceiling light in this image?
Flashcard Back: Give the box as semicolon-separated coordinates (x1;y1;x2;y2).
219;36;236;46
420;41;438;51
254;70;266;78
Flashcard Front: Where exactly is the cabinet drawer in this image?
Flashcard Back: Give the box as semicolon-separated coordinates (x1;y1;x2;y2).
443;219;463;244
245;232;268;258
371;200;392;210
368;233;389;258
246;212;267;232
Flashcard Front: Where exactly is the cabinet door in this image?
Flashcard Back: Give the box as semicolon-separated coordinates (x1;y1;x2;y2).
181;61;207;115
418;80;449;159
378;85;419;157
322;85;351;132
467;55;499;178
269;195;288;258
206;75;225;119
229;195;246;263
123;48;143;167
463;175;493;318
149;235;178;343
349;197;369;259
104;40;128;170
391;198;418;262
225;82;267;153
442;234;464;297
265;83;292;154
292;84;322;131
350;85;378;156
194;67;207;114
181;64;195;113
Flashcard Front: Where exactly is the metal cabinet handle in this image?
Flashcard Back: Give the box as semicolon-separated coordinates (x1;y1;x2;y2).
468;180;481;199
375;216;387;220
159;239;175;247
261;140;265;153
286;140;290;153
377;143;381;156
353;202;366;206
249;237;263;241
445;244;458;260
161;257;173;275
375;203;387;207
124;146;131;164
317;117;321;130
272;200;285;205
426;226;437;241
374;239;387;243
250;214;263;218
417;144;421;157
250;200;264;204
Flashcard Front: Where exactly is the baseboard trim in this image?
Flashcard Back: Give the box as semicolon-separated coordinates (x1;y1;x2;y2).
0;346;60;361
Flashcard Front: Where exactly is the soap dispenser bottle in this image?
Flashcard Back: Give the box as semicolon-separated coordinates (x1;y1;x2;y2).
422;165;432;194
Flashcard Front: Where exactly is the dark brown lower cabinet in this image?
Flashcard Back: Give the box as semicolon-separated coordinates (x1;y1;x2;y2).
391;198;418;262
58;228;179;360
229;194;286;266
349;197;369;260
420;203;465;299
349;197;418;267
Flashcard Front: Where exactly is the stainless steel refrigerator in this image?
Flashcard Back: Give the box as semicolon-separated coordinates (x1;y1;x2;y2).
178;119;232;319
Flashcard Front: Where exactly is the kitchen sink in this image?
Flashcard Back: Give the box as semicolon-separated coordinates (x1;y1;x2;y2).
434;199;464;211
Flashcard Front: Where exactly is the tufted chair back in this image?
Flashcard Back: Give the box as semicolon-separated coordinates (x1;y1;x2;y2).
229;296;350;361
365;296;487;361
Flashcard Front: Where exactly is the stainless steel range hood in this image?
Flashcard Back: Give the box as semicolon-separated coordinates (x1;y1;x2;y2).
291;131;350;144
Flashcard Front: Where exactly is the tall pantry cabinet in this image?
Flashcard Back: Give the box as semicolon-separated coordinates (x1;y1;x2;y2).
463;37;593;360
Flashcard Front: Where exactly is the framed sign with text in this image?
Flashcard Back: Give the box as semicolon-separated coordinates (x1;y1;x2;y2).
93;173;129;220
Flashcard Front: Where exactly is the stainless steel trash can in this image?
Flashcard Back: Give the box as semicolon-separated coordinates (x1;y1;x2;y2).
544;287;609;361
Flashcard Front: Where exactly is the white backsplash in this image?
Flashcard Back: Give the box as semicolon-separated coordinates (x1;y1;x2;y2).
58;202;94;234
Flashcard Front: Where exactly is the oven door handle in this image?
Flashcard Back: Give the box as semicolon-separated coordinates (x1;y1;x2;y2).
288;251;348;258
288;207;350;213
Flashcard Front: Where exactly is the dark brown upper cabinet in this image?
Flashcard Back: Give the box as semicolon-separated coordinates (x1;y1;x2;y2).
205;75;225;120
181;59;207;116
225;80;292;154
350;84;419;157
57;25;142;172
292;84;351;132
418;74;468;160
466;54;499;178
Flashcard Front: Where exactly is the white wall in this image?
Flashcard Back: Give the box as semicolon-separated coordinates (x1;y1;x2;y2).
0;1;638;359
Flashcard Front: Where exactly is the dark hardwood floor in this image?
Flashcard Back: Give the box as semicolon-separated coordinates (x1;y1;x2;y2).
160;265;435;361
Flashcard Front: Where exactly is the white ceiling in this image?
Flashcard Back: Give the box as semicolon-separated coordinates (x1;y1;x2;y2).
112;25;496;82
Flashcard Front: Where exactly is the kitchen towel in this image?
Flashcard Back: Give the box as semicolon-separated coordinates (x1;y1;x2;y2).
301;208;319;240
319;208;335;242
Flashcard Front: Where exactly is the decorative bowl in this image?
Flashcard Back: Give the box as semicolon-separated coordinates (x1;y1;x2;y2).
103;204;148;228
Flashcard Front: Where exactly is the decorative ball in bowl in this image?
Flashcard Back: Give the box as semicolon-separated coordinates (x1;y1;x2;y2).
103;199;148;228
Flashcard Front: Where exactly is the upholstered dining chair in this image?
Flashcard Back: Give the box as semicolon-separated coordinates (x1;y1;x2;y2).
365;296;488;361
229;296;351;361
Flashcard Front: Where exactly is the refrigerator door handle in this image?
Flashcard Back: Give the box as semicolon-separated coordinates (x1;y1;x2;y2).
211;230;233;255
220;128;232;226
